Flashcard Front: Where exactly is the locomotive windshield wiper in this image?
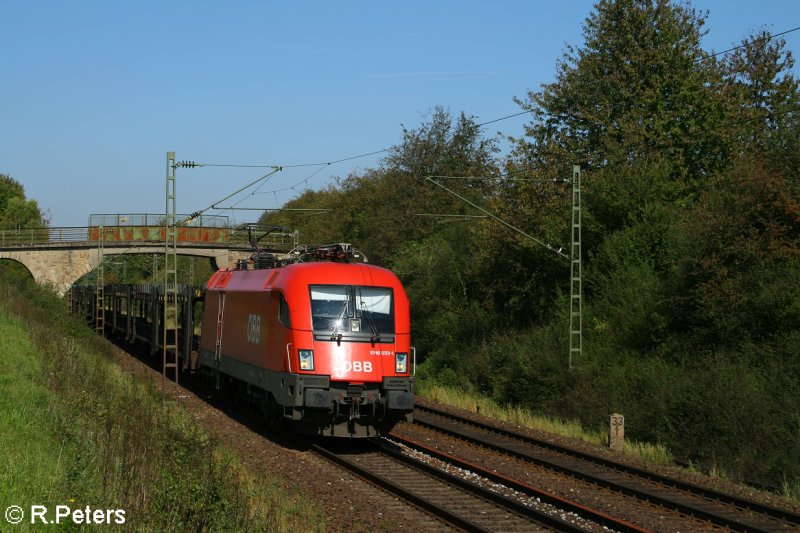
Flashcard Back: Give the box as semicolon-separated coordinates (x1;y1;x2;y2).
330;300;349;345
357;289;380;344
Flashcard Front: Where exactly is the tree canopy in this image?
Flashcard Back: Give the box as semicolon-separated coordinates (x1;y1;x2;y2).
0;174;47;228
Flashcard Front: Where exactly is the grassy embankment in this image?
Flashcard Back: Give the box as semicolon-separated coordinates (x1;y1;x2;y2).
0;277;325;532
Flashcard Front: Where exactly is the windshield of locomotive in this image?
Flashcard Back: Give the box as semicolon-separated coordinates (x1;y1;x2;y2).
310;285;394;337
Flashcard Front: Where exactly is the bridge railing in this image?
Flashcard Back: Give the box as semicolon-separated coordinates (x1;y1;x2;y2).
87;226;230;244
88;213;230;228
0;227;90;247
0;226;233;247
0;225;297;250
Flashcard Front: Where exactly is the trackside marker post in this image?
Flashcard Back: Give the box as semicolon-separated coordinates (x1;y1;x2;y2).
609;413;624;452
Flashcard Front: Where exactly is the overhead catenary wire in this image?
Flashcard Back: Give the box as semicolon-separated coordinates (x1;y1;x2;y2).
414;213;488;218
253;164;329;198
179;166;283;224
474;109;532;127
249;113;537;200
206;111;538;203
414;213;489;223
425;176;569;259
428;174;568;183
213;165;318;215
699;24;800;62
188;149;390;216
208;207;332;212
195;148;390;171
283;148;391;168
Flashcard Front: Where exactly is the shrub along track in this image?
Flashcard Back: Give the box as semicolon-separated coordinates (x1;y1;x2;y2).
394;400;800;532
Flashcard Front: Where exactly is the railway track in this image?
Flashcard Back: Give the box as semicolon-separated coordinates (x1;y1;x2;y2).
410;402;800;532
310;437;636;532
95;314;799;531
109;336;643;532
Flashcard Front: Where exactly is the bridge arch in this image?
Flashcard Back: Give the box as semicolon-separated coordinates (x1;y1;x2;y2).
0;257;35;282
0;249;100;295
0;248;251;296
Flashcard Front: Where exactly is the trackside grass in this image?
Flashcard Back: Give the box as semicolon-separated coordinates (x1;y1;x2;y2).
0;312;67;519
416;381;675;466
416;380;800;502
0;278;325;532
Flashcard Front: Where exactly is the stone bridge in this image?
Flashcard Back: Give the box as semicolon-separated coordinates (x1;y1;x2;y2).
0;220;296;295
0;243;252;296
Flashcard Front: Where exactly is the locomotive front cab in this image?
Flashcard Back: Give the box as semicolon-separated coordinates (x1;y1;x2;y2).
284;275;413;437
309;284;401;374
198;247;415;438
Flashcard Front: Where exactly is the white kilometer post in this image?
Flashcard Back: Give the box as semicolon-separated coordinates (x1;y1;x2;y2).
609;413;624;452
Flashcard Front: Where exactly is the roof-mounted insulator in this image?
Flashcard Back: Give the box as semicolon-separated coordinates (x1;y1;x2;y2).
291;243;368;264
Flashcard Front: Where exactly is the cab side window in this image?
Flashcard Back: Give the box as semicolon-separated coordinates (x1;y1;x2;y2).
278;293;291;327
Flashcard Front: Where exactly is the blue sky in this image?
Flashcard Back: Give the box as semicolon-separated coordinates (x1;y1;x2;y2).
3;1;800;227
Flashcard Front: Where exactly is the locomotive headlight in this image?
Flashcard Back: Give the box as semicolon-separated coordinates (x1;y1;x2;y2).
298;349;314;371
395;352;408;374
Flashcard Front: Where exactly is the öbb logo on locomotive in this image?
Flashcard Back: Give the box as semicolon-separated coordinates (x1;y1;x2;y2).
333;360;373;374
246;313;261;344
196;243;415;437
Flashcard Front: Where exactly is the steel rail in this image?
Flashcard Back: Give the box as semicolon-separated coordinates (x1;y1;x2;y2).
387;431;648;533
310;438;593;532
414;403;800;532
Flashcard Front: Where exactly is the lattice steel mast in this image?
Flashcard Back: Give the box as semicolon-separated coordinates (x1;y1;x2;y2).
569;165;582;369
164;152;179;385
95;226;105;337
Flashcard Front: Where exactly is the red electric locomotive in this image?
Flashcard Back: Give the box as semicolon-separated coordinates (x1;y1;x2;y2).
197;244;414;437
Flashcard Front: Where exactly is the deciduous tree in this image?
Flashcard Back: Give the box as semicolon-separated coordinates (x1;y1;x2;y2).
513;0;728;233
0;174;46;228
